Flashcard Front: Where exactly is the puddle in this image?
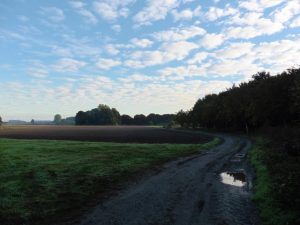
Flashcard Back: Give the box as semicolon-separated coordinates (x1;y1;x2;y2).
220;171;246;187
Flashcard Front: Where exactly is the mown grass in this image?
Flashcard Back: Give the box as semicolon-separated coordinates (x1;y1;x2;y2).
250;137;300;225
0;137;220;225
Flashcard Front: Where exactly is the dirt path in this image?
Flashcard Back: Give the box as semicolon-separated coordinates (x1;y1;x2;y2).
78;133;258;225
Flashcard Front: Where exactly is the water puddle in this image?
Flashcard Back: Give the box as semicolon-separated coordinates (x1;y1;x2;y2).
220;171;246;187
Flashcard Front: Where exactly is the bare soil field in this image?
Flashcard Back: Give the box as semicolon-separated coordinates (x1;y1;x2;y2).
0;125;210;143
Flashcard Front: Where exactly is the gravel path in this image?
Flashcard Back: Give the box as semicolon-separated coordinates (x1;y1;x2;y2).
78;133;258;225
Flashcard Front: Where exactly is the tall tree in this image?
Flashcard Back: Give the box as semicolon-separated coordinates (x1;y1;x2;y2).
176;67;300;131
54;114;62;125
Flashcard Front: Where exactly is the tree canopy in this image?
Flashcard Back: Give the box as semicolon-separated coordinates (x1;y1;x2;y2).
54;114;62;125
175;67;300;132
75;104;121;125
75;105;174;126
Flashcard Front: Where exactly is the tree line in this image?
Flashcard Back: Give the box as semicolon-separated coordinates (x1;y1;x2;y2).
175;67;300;132
75;104;174;126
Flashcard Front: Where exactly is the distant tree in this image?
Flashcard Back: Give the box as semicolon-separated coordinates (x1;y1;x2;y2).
75;104;122;125
111;108;121;125
133;114;147;125
61;117;75;125
31;119;35;125
174;110;189;127
54;114;62;125
0;116;2;126
75;111;88;125
121;114;133;125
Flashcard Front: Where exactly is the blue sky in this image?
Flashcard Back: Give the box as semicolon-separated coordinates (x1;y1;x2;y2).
0;0;300;120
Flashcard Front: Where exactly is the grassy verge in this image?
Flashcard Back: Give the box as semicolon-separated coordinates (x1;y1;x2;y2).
0;137;220;225
250;137;300;225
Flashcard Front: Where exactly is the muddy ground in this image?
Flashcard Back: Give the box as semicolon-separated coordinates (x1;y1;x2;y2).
78;132;258;225
0;125;210;143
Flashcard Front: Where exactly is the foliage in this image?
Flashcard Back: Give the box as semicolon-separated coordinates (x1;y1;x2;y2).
121;113;174;125
0;116;2;126
174;110;190;127
176;68;300;132
75;105;174;126
250;132;300;225
0;137;220;225
75;104;121;125
60;116;75;125
53;114;62;125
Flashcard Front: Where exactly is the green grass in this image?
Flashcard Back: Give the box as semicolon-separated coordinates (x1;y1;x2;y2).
0;137;220;225
250;138;299;225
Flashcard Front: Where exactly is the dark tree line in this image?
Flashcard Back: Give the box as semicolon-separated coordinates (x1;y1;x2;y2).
75;104;121;125
75;104;174;125
121;113;174;125
175;68;300;132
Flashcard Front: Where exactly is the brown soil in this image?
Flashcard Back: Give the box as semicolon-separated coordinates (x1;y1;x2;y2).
0;125;210;144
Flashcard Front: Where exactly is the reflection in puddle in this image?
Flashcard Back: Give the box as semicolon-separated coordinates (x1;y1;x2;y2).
220;171;246;187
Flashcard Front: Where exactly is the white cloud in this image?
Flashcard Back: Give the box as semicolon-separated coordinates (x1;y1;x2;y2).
209;58;261;77
119;73;154;82
27;67;48;78
187;52;208;64
172;6;201;21
200;33;224;49
125;41;198;68
159;65;208;80
53;58;86;72
40;7;65;22
105;44;120;55
216;42;254;59
272;0;300;24
130;38;153;48
93;2;118;20
291;15;300;28
252;37;300;73
95;58;121;70
211;37;300;77
153;25;206;42
77;9;98;24
225;14;284;39
205;6;238;21
162;41;198;60
51;46;73;57
133;0;180;25
239;0;285;12
93;0;135;21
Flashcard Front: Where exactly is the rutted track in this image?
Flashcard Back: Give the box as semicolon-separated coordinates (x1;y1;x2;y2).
78;133;258;225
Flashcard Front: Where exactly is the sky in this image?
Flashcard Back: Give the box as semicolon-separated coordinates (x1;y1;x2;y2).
0;0;300;121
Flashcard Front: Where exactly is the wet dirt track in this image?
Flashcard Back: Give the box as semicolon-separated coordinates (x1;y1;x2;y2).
78;133;258;225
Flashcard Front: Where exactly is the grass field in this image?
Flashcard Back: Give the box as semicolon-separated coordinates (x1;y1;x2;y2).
0;137;220;225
